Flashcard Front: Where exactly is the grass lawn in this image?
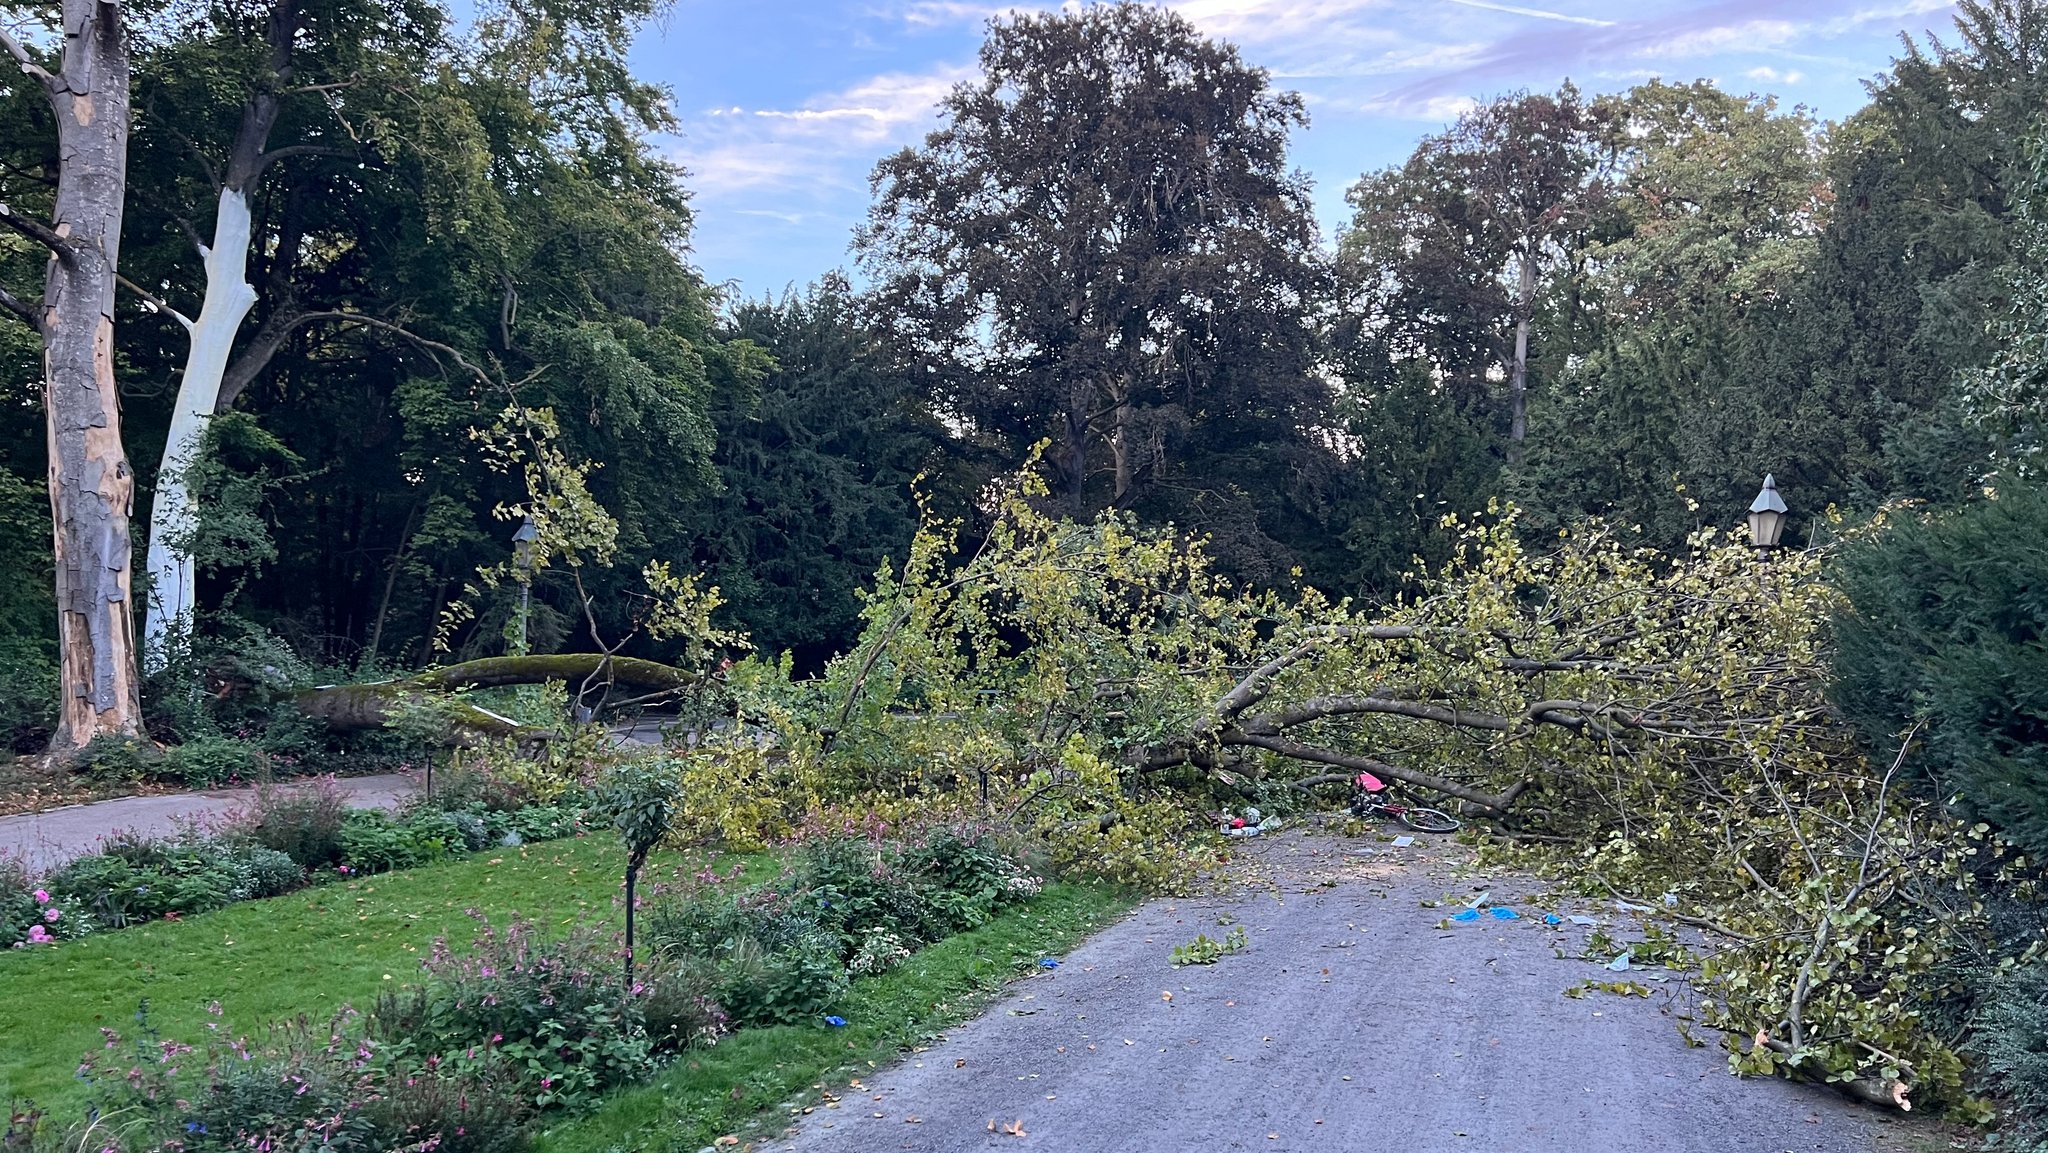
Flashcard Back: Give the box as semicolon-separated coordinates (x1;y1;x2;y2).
0;835;752;1111
533;880;1137;1153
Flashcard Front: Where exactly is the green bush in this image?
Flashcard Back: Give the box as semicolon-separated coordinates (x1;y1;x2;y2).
339;810;449;875
1974;961;2048;1152
240;777;351;867
74;733;158;785
1832;481;2048;857
44;836;306;927
0;637;56;754
163;734;267;787
370;917;653;1109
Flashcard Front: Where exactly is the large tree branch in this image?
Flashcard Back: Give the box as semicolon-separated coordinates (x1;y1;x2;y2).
298;653;698;734
0;281;37;330
1246;693;1517;733
0;25;54;89
0;200;72;259
115;273;194;330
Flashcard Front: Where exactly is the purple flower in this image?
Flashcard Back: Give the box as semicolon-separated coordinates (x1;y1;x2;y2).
32;889;49;904
44;908;61;923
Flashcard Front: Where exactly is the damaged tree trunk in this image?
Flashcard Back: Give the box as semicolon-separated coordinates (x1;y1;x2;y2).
297;653;697;734
2;1;144;754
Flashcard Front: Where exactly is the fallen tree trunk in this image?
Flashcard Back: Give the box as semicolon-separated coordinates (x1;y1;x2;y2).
297;654;697;734
1753;1036;1912;1113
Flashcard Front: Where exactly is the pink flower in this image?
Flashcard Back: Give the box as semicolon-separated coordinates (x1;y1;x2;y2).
26;925;51;943
43;908;60;923
32;889;49;903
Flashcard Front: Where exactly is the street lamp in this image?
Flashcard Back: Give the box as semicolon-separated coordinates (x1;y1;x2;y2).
511;515;538;655
1747;474;1788;554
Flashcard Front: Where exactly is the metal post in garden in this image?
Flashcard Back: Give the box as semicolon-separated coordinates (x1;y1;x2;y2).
511;515;538;655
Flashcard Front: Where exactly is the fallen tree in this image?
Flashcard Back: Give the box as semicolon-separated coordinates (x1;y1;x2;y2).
720;471;1998;1116
297;654;696;735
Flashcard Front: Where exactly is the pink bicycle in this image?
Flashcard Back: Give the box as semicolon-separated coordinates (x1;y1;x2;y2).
1348;771;1460;833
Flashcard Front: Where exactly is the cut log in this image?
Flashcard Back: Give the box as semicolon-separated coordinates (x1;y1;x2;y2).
1753;1036;1912;1113
297;654;697;734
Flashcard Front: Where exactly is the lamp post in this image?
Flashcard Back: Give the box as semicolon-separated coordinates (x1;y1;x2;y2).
511;515;538;655
1747;474;1788;557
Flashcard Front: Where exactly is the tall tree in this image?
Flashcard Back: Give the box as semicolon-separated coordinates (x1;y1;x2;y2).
1518;82;1829;546
684;277;945;670
130;0;436;665
858;2;1334;580
1;0;145;752
1341;86;1615;465
1801;0;2048;504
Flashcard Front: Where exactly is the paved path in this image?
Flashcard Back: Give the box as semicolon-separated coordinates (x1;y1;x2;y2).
770;831;1934;1153
0;774;414;875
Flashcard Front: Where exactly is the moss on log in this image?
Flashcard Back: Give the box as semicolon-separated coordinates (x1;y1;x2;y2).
297;654;696;734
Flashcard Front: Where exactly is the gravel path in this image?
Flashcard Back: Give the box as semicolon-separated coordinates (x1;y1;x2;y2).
0;774;414;874
770;830;1933;1153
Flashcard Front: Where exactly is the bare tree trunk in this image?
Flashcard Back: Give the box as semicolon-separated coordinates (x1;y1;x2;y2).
5;0;145;753
142;0;297;664
143;187;258;663
1111;392;1134;506
1507;247;1536;466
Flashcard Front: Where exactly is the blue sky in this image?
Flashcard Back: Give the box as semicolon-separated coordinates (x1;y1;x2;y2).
631;0;1963;303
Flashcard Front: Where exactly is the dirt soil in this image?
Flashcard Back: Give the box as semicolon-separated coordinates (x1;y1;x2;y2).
767;828;1945;1153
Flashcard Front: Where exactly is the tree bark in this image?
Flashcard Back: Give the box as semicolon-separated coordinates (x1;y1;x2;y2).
1507;245;1535;465
23;0;144;753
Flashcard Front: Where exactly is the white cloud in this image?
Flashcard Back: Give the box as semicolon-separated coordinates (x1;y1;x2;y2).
678;65;972;199
1745;64;1805;83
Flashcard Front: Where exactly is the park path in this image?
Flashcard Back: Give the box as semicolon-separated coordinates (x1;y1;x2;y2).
0;774;414;875
766;830;1936;1153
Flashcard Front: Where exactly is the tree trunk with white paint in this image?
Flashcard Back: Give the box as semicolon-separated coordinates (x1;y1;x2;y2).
7;0;146;752
142;186;258;667
139;0;298;665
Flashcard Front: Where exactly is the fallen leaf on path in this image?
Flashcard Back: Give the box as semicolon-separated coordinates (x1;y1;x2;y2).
1161;991;1173;1002
1002;1119;1028;1137
714;1137;738;1147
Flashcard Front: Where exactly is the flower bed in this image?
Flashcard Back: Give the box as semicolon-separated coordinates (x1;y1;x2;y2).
34;824;1050;1153
1;775;582;950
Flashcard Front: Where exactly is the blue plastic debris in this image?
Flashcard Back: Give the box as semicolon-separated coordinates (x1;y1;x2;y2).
824;1015;847;1027
1544;913;1563;925
1450;908;1482;922
1489;907;1520;920
1606;953;1633;972
1038;958;1060;969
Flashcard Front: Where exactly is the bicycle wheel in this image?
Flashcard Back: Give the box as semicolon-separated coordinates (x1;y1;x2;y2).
1398;806;1461;833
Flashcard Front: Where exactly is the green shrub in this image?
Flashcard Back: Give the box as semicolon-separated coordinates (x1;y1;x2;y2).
163;734;267;787
240;778;351;867
1974;961;2048;1152
713;931;848;1027
44;836;304;926
339;810;447;875
1832;482;2048;857
636;953;729;1051
0;638;56;754
74;733;157;785
1;854;95;947
370;917;653;1109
